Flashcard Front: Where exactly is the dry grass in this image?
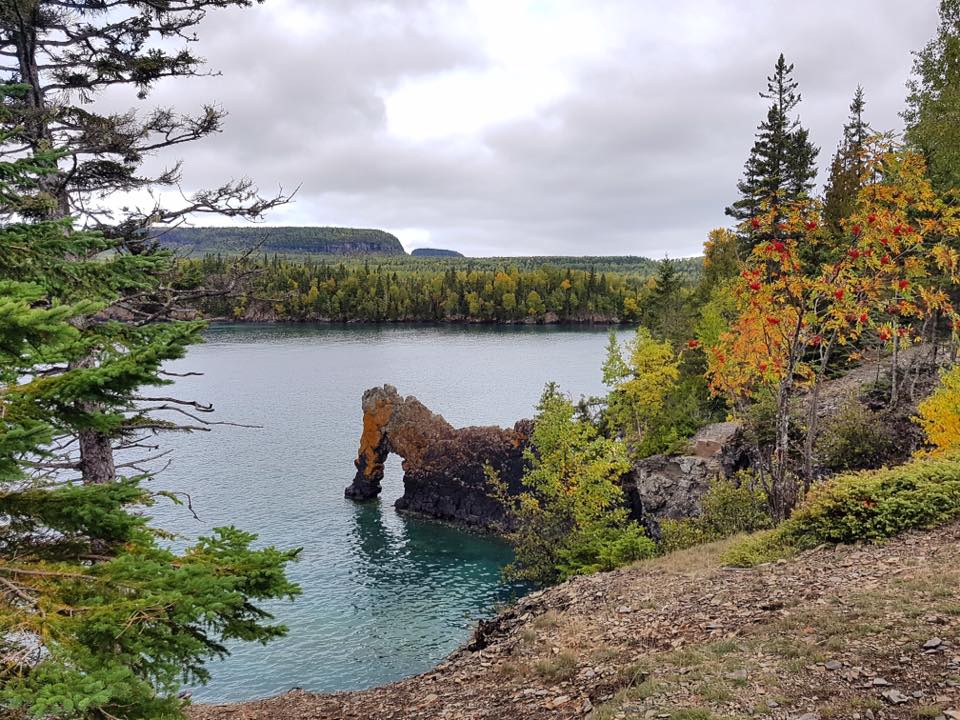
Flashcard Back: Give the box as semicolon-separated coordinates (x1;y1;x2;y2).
629;534;751;576
595;557;960;720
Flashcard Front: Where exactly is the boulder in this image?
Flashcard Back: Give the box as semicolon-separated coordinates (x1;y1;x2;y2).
623;422;748;538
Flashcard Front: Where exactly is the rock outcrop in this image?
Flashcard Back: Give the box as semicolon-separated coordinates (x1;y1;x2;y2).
344;388;749;534
344;385;530;530
623;422;749;538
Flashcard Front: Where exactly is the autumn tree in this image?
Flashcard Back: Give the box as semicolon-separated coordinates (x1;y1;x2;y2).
0;0;290;484
708;149;960;518
915;364;960;455
493;384;653;584
726;54;820;250
602;327;680;453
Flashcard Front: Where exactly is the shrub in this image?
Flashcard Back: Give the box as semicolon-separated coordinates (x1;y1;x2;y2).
556;524;657;577
786;453;960;546
723;454;960;566
719;528;795;567
815;398;899;472
659;475;772;553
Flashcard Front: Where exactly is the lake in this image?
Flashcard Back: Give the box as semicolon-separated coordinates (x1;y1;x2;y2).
150;324;612;702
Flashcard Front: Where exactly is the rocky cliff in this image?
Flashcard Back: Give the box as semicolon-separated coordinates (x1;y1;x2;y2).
156;226;406;256
623;422;749;538
344;385;531;530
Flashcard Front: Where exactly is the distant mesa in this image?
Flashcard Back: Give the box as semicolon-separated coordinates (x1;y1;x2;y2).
410;247;465;258
154;226;405;256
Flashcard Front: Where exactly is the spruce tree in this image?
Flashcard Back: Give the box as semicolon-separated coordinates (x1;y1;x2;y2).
726;54;820;247
0;1;290;484
642;257;687;344
904;0;960;191
0;113;300;719
823;87;872;237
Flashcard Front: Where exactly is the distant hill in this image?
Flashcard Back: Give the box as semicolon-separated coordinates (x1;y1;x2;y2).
411;248;464;257
154;226;406;256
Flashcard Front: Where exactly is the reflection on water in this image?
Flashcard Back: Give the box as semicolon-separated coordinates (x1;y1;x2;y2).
149;324;609;701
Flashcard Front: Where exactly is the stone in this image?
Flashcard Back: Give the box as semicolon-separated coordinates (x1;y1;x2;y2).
344;385;531;530
621;422;748;537
881;689;910;705
924;637;944;649
825;660;842;671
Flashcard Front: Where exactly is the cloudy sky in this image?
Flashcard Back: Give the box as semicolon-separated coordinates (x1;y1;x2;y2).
126;1;940;257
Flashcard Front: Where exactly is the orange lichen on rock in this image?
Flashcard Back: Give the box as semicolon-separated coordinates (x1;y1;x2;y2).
344;385;531;530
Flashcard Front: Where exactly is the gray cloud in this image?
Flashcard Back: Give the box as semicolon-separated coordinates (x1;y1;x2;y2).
117;0;941;257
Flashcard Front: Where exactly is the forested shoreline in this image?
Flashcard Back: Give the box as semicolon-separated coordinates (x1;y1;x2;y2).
178;254;701;324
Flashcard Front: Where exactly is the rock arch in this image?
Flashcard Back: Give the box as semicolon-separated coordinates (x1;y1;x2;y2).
344;385;530;530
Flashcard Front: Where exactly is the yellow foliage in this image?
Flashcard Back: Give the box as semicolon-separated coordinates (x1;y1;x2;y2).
916;364;960;456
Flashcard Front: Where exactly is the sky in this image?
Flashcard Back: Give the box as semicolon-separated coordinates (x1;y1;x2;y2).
120;0;941;257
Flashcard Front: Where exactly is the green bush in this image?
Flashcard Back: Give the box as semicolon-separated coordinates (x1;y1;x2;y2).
659;475;772;553
815;398;899;472
719;528;795;567
723;454;960;566
556;524;657;577
787;453;960;545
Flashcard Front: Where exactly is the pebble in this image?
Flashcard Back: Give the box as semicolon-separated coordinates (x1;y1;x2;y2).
824;660;842;671
924;637;944;649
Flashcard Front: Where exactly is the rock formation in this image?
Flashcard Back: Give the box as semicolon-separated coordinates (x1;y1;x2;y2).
623;422;749;538
344;385;531;530
345;387;750;534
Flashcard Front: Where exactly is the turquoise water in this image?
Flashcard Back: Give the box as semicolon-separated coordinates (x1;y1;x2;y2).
149;324;610;702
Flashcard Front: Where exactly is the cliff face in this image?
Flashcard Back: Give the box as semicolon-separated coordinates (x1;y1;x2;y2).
156;226;406;256
344;385;530;530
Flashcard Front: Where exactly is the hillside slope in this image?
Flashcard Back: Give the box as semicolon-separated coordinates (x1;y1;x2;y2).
155;226;406;256
192;523;960;720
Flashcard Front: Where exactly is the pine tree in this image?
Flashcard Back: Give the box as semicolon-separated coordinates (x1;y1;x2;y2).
0;118;300;719
726;54;820;248
903;0;960;191
823;87;872;237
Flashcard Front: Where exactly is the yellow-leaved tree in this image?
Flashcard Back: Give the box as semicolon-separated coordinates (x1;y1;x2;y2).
915;365;960;455
602;327;680;452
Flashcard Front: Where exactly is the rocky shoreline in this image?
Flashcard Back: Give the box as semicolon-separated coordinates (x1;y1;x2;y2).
190;522;960;720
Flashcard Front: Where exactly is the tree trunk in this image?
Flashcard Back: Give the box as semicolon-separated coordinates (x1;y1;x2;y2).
890;331;900;408
771;376;794;521
12;4;117;484
802;340;835;489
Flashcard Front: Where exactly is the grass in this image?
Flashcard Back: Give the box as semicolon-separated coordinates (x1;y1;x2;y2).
532;651;578;681
532;610;560;629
